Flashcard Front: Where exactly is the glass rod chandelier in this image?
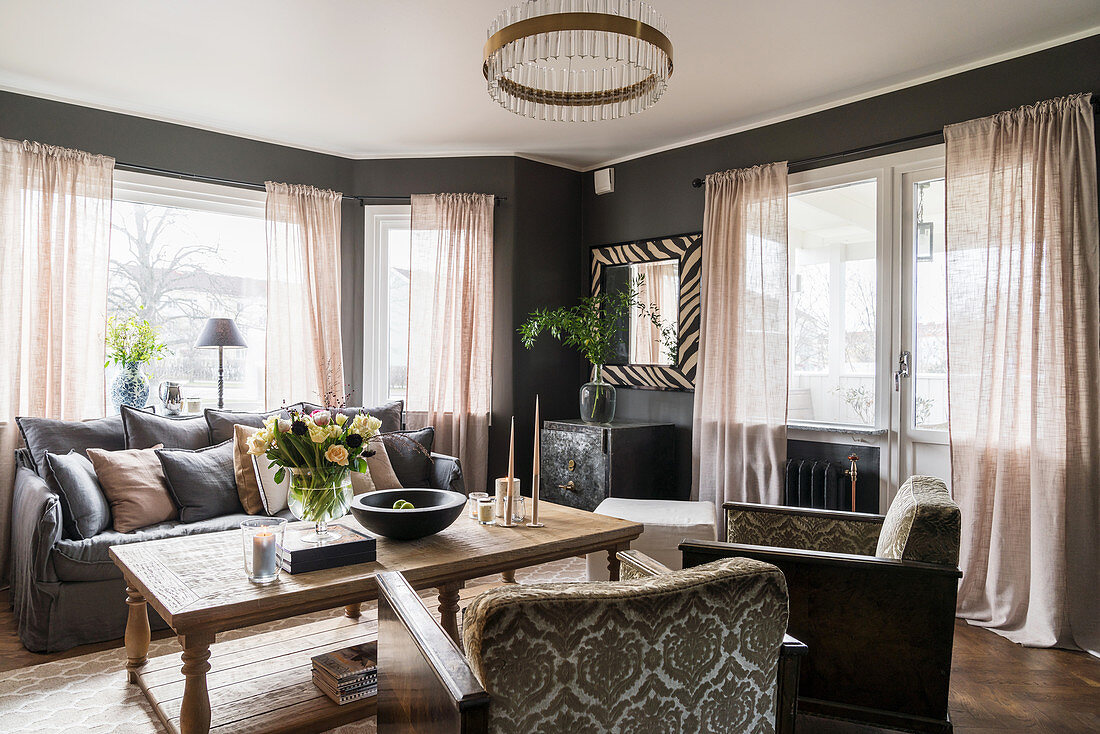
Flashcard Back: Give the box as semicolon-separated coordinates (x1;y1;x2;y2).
483;0;673;122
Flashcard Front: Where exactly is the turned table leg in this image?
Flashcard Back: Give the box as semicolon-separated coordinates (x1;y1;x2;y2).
125;584;151;684
500;569;517;584
437;582;464;646
344;603;362;619
179;631;214;734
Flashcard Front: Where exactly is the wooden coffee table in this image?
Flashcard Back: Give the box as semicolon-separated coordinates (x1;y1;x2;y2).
110;502;642;734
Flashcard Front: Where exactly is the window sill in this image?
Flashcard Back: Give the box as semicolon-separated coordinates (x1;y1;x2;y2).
787;422;887;437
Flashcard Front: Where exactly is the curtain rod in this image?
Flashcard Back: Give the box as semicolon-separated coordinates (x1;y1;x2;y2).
114;162;507;204
690;98;1100;189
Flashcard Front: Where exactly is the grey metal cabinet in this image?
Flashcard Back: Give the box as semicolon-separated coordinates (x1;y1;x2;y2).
539;419;678;511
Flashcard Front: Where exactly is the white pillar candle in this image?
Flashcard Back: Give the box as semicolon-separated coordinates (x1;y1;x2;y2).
253;531;277;578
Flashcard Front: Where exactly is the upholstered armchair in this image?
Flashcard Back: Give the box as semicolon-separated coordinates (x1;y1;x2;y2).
376;550;807;734
680;475;961;733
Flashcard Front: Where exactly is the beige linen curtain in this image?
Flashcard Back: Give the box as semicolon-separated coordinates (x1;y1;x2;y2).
407;194;494;493
945;93;1099;656
692;163;789;511
264;182;345;408
0;138;114;581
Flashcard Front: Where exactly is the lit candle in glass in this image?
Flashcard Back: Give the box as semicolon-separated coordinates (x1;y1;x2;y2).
253;530;277;579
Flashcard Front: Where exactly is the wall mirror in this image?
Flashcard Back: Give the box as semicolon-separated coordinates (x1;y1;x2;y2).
604;259;680;367
591;232;701;391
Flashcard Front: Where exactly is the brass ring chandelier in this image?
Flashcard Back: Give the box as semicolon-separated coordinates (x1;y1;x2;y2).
483;1;673;122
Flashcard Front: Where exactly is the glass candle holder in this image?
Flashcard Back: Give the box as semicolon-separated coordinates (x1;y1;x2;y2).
467;492;489;519
477;497;496;525
511;495;526;524
241;517;287;584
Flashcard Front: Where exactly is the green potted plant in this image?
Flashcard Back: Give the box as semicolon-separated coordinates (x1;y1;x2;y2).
519;276;670;423
105;311;169;413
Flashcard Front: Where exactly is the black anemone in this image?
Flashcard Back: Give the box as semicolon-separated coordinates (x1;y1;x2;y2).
346;433;364;449
291;420;308;436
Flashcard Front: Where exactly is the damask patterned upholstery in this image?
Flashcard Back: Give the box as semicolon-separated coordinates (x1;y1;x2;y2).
462;557;789;734
875;475;960;566
726;505;884;555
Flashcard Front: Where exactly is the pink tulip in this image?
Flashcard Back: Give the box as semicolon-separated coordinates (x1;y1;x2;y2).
311;410;331;427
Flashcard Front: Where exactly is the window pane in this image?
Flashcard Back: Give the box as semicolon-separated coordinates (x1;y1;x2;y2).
108;201;266;411
387;226;411;402
912;178;947;430
788;180;878;426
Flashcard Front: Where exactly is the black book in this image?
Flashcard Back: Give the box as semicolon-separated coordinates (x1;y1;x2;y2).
278;522;376;573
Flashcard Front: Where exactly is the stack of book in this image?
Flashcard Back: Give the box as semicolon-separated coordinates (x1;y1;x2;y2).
311;641;378;705
279;523;377;574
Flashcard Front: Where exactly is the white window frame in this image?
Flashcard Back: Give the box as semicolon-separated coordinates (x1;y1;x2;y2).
112;170;267;216
362;205;412;406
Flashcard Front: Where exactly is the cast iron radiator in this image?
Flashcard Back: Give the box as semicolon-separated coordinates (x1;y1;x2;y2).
784;458;849;510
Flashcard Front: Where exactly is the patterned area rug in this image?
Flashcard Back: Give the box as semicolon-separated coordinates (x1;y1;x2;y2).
0;557;586;733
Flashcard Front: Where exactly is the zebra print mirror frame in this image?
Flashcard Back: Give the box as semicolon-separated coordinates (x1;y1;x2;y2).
591;232;701;391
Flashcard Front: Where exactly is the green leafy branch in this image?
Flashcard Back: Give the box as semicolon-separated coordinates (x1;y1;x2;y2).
104;308;170;368
518;274;676;366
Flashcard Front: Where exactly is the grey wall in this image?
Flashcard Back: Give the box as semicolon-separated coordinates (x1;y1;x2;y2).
581;34;1100;497
0;91;584;490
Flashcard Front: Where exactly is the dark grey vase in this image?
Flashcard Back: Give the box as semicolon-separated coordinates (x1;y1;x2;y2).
110;363;150;414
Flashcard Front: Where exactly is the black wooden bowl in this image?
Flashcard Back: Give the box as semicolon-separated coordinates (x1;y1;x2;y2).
350;489;467;541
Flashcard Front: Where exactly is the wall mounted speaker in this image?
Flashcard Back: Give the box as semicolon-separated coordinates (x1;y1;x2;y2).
594;167;615;195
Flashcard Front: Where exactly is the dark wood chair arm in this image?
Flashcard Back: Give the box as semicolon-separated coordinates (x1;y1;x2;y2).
616;549;674;579
377;571;489;734
777;635;808;734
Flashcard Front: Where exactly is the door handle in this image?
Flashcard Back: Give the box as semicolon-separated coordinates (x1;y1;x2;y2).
557;481;576;491
894;350;911;392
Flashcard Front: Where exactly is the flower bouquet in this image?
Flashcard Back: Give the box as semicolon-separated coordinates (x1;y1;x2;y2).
247;408;382;543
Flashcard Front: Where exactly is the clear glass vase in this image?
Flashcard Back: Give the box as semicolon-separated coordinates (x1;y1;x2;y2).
287;468;353;544
580;364;616;424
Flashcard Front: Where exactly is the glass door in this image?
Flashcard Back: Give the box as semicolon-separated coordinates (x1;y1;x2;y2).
896;168;951;485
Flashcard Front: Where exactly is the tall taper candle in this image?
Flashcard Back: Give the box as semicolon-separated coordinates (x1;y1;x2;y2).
504;417;515;526
529;395;543;527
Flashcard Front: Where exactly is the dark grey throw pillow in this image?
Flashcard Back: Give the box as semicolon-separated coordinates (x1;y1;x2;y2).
16;414;127;482
156;440;242;523
299;401;403;433
382;428;434;488
44;450;112;540
204;407;293;445
122;405;211;450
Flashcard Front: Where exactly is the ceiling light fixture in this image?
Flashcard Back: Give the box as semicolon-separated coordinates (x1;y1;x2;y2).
483;1;673;122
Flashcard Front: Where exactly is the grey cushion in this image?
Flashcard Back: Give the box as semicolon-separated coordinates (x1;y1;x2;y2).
156;441;242;523
204;405;302;445
15;414;127;487
52;512;259;582
383;428;434;488
44;451;112;540
122;405;210;450
299;401;403;433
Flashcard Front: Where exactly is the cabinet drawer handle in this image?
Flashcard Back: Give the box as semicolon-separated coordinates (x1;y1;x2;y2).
558;481;576;491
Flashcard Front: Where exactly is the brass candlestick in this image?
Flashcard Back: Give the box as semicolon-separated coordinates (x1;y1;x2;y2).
528;395;544;528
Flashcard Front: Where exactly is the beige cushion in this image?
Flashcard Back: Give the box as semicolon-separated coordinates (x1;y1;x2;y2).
875;475;960;566
232;424;266;515
364;441;402;490
87;445;177;533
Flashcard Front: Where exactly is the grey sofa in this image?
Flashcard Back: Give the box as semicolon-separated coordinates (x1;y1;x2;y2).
11;405;465;653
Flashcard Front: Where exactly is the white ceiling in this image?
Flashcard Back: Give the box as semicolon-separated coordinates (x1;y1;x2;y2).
1;1;1097;170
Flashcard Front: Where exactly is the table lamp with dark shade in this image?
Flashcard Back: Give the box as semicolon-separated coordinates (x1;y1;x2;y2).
195;318;247;409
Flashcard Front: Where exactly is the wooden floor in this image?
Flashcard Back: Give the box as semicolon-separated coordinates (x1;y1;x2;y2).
1;585;1098;733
